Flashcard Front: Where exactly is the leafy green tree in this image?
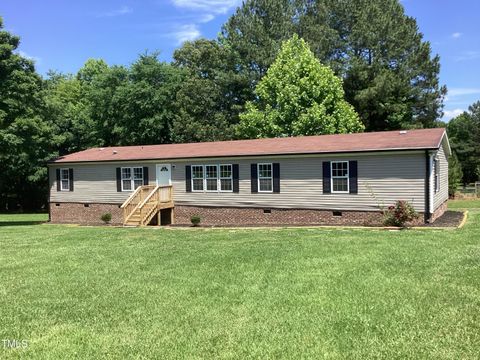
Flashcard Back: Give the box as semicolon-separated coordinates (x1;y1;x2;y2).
237;35;363;138
172;39;251;142
110;53;184;145
220;0;295;80
221;0;446;131
448;153;463;197
76;53;183;146
0;17;56;210
447;101;480;183
44;71;98;154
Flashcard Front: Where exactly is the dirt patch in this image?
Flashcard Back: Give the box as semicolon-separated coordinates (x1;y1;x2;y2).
420;210;465;228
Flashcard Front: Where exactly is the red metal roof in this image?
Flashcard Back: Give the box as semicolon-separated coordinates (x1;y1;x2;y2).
51;128;447;163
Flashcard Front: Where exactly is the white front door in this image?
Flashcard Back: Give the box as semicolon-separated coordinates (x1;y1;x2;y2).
156;164;172;186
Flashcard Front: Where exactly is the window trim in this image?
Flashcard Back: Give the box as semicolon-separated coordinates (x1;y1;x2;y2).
219;164;233;193
205;165;219;192
190;164;235;193
257;163;273;193
330;161;349;194
191;165;205;192
121;166;144;192
60;168;70;191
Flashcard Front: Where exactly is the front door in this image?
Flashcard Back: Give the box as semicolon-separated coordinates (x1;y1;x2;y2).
156;164;172;186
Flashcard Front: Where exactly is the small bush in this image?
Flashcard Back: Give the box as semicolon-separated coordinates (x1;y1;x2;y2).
101;213;112;224
383;200;418;228
190;215;201;227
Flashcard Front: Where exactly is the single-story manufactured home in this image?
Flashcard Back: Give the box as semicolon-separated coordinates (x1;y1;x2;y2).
48;128;450;226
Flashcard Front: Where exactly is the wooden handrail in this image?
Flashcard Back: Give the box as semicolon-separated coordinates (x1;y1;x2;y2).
138;185;160;208
122;185;173;225
120;184;155;209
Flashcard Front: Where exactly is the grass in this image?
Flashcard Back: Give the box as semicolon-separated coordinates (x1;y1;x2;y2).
1;209;479;358
0;213;48;226
448;198;480;209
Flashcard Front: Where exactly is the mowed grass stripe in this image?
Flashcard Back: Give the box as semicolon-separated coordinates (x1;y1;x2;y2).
0;208;479;358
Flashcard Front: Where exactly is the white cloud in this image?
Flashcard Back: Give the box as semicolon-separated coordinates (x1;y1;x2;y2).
442;108;465;121
97;5;133;17
170;24;201;44
454;51;480;62
17;50;41;64
448;88;480;97
199;13;215;23
451;32;462;39
171;0;240;14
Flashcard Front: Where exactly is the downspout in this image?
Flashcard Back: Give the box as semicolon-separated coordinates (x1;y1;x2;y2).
424;150;433;223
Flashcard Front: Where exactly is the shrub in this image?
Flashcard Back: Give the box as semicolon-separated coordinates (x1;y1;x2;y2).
190;215;201;227
101;213;112;224
383;200;419;228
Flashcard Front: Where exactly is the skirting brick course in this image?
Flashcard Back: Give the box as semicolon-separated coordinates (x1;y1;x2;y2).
49;202;436;226
430;200;448;223
174;205;387;226
49;202;123;225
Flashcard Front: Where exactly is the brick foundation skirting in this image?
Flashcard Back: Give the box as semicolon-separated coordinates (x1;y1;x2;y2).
49;203;433;226
49;202;123;225
175;205;387;226
430;200;448;223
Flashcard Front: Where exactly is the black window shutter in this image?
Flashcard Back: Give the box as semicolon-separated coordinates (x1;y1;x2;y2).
116;168;122;192
273;163;280;193
56;169;61;192
233;164;240;193
69;168;74;191
143;166;149;185
185;165;192;192
251;164;258;193
349;161;358;194
322;162;331;194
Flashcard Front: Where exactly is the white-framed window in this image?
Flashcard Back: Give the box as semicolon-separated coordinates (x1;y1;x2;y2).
258;163;273;192
219;164;233;192
331;161;349;193
434;159;440;193
190;164;234;192
205;165;218;192
60;168;70;191
121;167;144;191
191;165;204;192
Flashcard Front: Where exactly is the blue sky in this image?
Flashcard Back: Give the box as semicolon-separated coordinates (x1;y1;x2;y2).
1;0;479;121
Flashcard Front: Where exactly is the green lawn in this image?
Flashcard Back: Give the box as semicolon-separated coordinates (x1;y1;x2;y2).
448;198;480;209
1;210;480;359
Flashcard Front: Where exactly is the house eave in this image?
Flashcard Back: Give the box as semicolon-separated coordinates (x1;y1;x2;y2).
47;147;438;166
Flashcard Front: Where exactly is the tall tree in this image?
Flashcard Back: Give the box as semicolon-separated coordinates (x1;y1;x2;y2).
110;53;184;145
327;0;446;130
221;0;446;131
78;54;183;146
237;35;363;138
172;39;250;142
0;17;56;210
448;153;463;196
44;71;98;154
447;101;480;184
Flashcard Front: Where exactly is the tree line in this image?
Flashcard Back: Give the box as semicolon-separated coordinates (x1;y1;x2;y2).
0;0;477;210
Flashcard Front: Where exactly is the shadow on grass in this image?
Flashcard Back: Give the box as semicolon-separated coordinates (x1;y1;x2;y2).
0;220;47;227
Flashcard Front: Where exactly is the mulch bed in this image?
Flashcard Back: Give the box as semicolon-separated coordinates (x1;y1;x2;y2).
419;210;465;228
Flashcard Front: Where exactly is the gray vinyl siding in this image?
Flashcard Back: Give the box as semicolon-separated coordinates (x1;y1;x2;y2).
49;164;156;203
433;142;449;210
50;152;426;212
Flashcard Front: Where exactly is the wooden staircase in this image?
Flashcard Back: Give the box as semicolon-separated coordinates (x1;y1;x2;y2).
121;185;174;226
